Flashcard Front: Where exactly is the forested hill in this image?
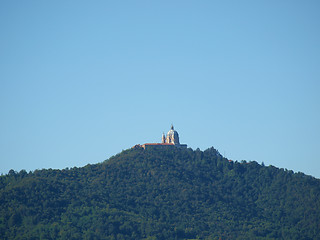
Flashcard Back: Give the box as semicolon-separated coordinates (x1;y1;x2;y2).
1;147;320;240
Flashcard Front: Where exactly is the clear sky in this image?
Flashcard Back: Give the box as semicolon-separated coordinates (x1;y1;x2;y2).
1;1;319;178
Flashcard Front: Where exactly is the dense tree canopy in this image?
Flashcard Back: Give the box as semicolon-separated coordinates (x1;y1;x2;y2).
1;147;320;239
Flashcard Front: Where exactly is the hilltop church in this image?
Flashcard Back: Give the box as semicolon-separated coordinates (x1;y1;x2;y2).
134;125;187;149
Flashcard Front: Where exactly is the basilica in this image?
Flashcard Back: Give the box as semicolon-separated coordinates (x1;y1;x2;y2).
135;125;187;149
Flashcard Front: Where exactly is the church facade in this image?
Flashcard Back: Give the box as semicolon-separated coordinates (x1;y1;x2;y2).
133;125;187;149
162;125;181;145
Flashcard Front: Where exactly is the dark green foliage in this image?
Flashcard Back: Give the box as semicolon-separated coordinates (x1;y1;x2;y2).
1;147;320;239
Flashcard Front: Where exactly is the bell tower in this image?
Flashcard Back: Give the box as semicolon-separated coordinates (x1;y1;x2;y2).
161;133;166;143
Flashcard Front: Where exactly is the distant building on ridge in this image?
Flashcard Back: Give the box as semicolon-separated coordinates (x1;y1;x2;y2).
133;125;187;149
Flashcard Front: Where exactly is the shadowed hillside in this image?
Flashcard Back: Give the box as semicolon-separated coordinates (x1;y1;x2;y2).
1;147;320;239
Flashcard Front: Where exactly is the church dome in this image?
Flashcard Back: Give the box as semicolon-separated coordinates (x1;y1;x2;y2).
166;125;180;144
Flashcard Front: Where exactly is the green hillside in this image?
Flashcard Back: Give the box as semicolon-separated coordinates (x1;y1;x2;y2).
1;147;320;239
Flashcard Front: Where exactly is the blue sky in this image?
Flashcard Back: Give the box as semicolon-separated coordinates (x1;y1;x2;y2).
1;1;320;178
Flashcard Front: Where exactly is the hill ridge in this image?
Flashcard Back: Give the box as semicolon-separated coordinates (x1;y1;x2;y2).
1;147;320;239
